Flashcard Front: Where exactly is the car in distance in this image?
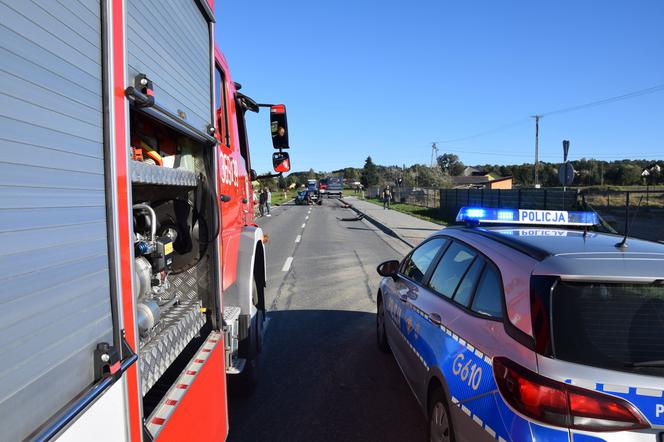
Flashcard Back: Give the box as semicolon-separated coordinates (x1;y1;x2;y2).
318;178;327;196
376;207;664;442
305;179;319;202
322;176;343;197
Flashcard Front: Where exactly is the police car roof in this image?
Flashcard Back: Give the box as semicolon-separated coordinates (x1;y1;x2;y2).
461;227;664;281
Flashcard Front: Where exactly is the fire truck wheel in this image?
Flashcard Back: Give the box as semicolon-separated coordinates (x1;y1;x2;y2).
252;274;265;355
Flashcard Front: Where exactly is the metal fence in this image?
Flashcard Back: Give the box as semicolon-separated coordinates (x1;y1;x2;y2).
366;185;664;242
581;189;664;242
439;188;580;217
366;186;441;208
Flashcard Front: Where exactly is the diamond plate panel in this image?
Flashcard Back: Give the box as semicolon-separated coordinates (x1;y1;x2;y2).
170;257;210;301
140;299;205;395
223;305;241;323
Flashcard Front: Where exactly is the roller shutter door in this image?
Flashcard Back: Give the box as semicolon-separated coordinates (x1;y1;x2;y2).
0;1;113;440
126;0;212;134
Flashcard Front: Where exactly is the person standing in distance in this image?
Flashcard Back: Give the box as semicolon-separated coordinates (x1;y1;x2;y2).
382;185;392;210
265;188;272;217
258;188;266;217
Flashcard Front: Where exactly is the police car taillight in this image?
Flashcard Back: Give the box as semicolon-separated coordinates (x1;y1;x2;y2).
493;357;649;432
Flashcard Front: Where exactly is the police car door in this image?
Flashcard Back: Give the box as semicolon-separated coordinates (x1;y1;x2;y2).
404;241;481;401
390;238;449;393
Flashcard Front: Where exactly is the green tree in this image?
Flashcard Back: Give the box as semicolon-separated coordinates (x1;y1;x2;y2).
415;165;452;187
437;153;465;176
343;167;359;182
278;174;286;189
361;156;379;187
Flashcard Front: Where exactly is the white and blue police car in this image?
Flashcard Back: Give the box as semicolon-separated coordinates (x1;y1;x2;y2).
376;207;664;442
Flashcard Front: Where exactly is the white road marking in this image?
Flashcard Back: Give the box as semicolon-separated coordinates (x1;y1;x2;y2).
301;223;306;228
281;257;293;272
305;215;309;220
295;235;301;243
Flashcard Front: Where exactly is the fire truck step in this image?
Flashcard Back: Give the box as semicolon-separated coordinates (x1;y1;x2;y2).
223;306;242;374
146;331;222;439
225;357;246;375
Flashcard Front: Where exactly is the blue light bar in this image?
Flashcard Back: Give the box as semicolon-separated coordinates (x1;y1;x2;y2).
456;207;599;226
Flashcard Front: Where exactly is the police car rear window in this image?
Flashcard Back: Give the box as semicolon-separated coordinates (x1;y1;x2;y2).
470;265;503;318
552;282;664;375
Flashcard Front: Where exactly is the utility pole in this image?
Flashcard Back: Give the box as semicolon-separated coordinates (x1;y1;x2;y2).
430;142;439;167
531;115;542;187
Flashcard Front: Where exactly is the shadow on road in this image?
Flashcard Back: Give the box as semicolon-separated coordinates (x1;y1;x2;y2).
228;309;426;442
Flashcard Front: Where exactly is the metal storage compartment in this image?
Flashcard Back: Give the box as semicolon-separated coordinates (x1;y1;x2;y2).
126;0;213;134
0;1;113;440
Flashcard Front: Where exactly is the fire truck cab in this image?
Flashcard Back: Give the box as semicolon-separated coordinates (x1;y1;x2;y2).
0;0;290;440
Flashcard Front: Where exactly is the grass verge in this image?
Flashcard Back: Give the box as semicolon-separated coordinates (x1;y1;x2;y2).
363;197;448;225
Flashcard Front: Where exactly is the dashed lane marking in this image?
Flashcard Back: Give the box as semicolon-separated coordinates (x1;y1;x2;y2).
282;257;293;272
301;223;306;228
295;235;301;243
305;215;309;220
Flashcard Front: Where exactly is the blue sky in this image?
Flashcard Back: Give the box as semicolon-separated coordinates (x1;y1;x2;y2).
215;0;664;174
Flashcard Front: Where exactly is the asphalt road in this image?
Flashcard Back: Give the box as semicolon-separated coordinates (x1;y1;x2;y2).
227;199;426;442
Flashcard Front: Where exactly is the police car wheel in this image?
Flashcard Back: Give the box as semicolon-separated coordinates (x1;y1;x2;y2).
376;298;390;353
428;389;454;442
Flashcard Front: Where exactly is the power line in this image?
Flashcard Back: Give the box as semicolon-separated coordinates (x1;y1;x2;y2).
436;118;530;144
541;83;664;117
436;82;664;144
434;147;663;159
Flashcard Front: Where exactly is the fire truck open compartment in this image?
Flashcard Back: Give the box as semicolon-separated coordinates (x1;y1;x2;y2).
123;0;218;409
129;111;219;406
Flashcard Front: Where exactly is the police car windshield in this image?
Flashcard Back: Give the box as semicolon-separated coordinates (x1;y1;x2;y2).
552;281;664;376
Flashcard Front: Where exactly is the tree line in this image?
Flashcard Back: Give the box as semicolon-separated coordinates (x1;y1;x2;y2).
268;154;664;190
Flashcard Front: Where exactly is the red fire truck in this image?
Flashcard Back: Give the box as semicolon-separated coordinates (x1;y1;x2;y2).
0;1;291;440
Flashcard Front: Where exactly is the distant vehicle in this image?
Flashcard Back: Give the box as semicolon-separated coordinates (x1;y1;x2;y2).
376;207;664;442
295;190;309;205
319;178;328;196
323;176;343;197
295;190;318;205
305;180;319;201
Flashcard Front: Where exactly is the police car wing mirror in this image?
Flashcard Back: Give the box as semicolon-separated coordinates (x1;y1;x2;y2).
377;260;399;278
270;104;289;150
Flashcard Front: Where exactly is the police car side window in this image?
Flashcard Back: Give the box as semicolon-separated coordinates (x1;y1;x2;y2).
401;238;448;284
470;265;503;318
452;256;485;307
428;242;477;298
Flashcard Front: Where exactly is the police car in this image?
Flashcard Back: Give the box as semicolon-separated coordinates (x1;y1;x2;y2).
375;207;664;442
